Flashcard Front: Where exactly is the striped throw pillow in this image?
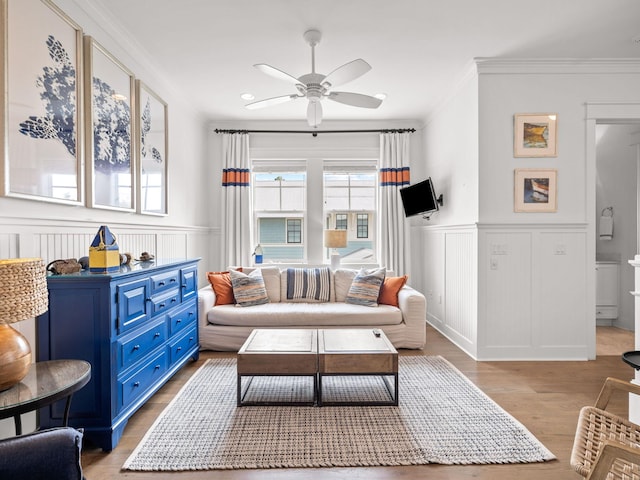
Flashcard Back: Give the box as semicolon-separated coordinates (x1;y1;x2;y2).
345;267;386;307
286;267;331;302
230;269;269;307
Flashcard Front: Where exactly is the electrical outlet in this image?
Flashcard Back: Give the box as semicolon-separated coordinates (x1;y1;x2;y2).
555;244;566;255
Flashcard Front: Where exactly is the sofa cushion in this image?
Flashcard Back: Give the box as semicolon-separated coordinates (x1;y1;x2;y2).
334;268;358;302
280;269;336;303
230;269;269;307
230;266;280;303
206;271;236;306
379;275;409;307
207;302;402;327
345;267;386;307
286;267;331;302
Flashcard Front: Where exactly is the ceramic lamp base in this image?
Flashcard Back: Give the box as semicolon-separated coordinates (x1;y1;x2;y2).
330;252;341;270
0;324;32;391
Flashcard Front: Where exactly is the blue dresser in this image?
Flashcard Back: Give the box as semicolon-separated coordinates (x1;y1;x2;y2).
37;258;200;451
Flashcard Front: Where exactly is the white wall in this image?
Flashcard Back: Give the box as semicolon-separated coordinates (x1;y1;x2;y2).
420;59;640;360
414;67;479;357
0;0;213;437
596;124;638;331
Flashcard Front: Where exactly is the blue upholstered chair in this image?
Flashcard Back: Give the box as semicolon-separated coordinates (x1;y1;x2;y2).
0;427;84;479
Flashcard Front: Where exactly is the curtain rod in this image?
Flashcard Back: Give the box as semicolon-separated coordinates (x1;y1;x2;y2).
214;128;415;137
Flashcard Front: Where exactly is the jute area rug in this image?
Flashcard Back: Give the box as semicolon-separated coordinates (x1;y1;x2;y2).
123;356;555;471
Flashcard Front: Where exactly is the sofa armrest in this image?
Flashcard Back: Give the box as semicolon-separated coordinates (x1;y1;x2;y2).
397;285;427;345
0;427;84;480
198;285;216;331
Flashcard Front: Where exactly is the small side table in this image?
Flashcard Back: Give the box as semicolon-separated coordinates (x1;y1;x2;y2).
0;360;91;435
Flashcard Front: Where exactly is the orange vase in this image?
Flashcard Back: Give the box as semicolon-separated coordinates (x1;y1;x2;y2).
0;324;32;391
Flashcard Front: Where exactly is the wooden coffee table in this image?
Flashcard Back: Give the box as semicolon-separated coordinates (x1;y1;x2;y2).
237;329;318;406
317;328;398;406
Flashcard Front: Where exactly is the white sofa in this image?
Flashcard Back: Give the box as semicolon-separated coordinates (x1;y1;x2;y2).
197;266;427;351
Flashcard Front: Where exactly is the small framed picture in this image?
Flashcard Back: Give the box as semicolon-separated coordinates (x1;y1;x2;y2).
514;113;557;157
514;168;557;213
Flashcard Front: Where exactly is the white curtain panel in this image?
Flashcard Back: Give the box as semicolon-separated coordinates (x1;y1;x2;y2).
221;133;251;267
379;132;411;277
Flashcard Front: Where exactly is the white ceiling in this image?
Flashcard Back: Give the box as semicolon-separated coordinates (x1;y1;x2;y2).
88;0;640;125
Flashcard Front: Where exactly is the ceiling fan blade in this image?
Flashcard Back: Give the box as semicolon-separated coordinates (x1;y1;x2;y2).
323;59;371;88
254;64;301;85
245;94;299;110
327;91;382;109
307;101;322;127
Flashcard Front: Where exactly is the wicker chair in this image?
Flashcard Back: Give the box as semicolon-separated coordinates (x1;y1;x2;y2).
571;377;640;479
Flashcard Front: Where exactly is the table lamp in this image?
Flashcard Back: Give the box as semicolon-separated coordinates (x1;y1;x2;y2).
0;258;48;391
324;229;347;270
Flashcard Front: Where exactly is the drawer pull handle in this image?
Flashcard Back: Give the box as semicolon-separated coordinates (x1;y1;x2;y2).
133;344;140;351
188;312;194;317
177;346;182;352
176;319;182;324
145;297;152;302
154;332;161;338
154;365;161;370
182;283;187;288
158;281;165;286
159;303;165;308
189;337;194;342
171;298;177;303
133;382;140;388
170;278;177;283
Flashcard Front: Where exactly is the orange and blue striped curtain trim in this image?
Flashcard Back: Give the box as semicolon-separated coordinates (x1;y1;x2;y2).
222;168;250;187
380;167;410;187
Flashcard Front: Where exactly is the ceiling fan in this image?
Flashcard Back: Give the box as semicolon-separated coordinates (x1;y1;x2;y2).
245;29;382;127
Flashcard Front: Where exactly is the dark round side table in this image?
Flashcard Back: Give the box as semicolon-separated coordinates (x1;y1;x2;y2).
0;359;91;435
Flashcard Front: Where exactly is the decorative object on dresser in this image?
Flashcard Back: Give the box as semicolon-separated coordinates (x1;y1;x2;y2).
88;225;120;273
324;229;347;269
0;258;49;391
36;258;200;451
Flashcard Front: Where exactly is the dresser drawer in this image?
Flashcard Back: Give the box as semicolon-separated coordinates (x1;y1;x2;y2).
181;265;198;302
117;277;150;332
118;317;168;371
151;270;180;295
168;300;197;336
119;351;168;411
170;327;198;364
151;290;180;316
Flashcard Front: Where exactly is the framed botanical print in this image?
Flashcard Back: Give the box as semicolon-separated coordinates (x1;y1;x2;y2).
1;0;83;204
136;80;168;215
84;36;135;211
514;168;557;213
514;113;557;157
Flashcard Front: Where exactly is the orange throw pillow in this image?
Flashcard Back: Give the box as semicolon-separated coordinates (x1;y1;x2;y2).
207;271;235;306
378;275;408;307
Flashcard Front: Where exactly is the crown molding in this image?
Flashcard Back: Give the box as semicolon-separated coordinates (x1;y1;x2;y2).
475;57;640;75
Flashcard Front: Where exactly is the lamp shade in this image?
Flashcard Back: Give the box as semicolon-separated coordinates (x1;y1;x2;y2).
324;229;347;249
0;258;48;391
0;258;49;324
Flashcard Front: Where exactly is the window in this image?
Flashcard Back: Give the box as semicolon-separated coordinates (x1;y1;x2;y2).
323;169;376;264
251;157;377;265
253;168;306;262
357;214;368;238
287;219;302;243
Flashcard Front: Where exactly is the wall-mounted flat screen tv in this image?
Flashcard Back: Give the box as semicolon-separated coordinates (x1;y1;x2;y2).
399;177;440;217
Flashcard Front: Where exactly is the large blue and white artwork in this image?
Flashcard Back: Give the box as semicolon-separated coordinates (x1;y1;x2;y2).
87;38;134;211
91;76;131;173
4;0;82;203
137;81;167;215
18;35;76;158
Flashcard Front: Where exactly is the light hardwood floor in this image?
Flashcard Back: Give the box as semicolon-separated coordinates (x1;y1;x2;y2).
82;325;635;480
